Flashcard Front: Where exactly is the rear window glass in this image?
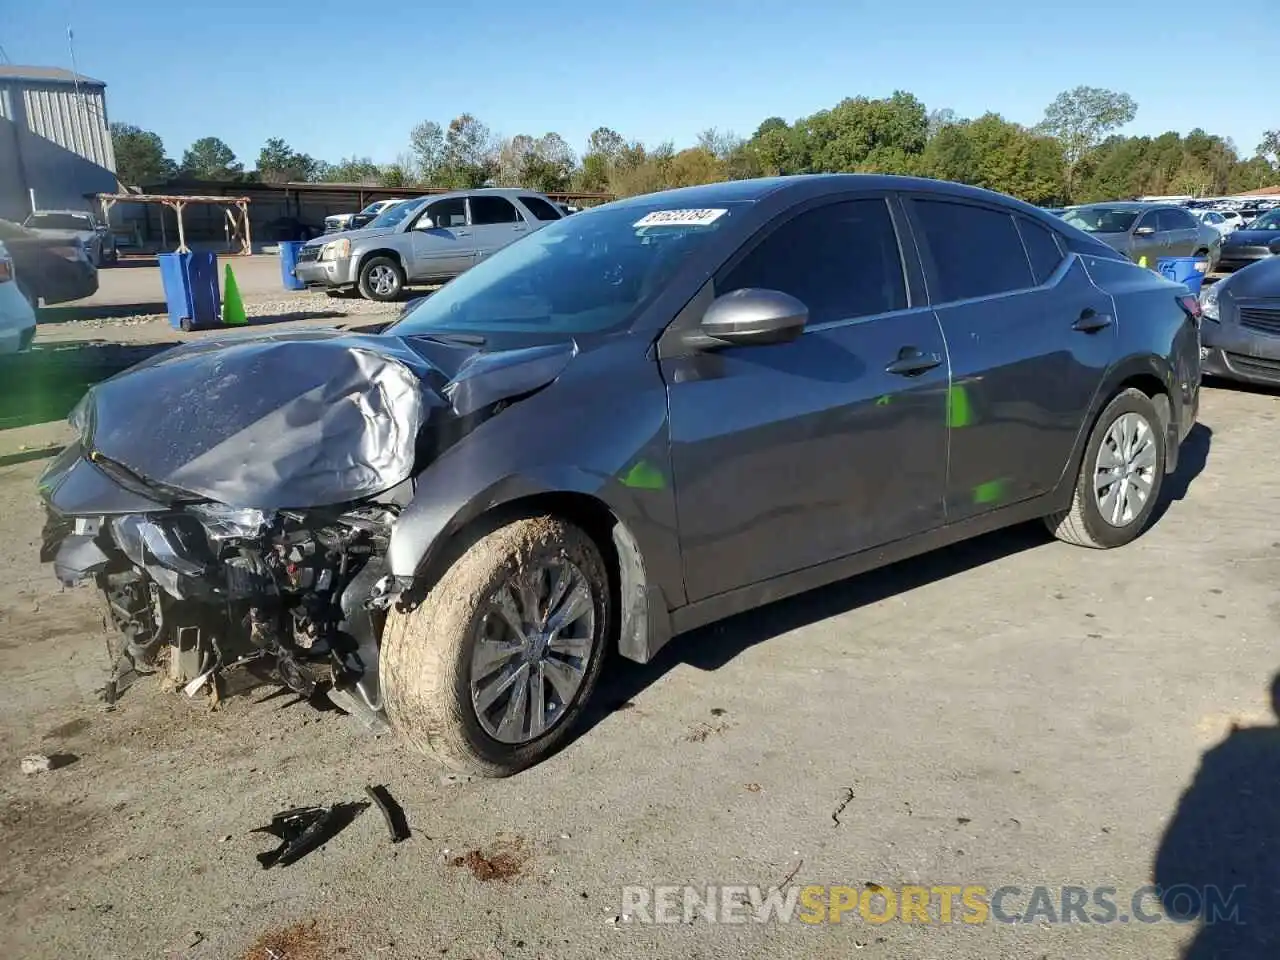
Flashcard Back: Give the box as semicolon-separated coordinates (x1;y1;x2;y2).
911;200;1034;302
520;196;563;221
1017;218;1064;285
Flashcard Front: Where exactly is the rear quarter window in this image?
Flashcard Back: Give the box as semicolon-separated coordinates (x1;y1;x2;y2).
910;199;1034;302
1016;217;1065;285
519;196;563;221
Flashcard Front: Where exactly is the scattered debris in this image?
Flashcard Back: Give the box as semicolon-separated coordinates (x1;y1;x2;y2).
558;832;571;840
709;707;727;717
865;882;885;892
682;720;730;743
252;802;368;869
745;783;762;793
20;753;77;774
364;785;411;844
778;859;803;887
832;787;855;827
450;839;528;883
244;918;331;960
440;773;474;786
956;816;972;825
188;932;206;949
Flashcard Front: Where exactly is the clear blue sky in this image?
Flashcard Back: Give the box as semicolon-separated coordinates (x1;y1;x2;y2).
5;0;1277;168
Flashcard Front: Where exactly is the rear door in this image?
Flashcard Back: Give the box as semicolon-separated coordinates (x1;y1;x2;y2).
1158;208;1198;257
662;195;950;601
408;197;474;280
904;197;1116;521
468;195;529;262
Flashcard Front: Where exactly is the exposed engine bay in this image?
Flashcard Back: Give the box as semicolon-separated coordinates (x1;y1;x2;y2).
45;502;398;729
36;328;579;729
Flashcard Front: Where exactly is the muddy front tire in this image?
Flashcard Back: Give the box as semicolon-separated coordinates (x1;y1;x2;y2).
381;516;611;778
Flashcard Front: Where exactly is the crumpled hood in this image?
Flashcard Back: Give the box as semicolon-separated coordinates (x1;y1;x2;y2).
55;329;576;511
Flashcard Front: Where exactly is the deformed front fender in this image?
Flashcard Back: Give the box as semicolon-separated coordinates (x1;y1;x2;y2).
385;351;684;663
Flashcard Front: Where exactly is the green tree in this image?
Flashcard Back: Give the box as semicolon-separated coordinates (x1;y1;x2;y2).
318;156;382;183
255;138;318;183
576;126;626;192
1037;86;1137;200
409;120;446;183
180;136;243;180
1258;130;1280;168
521;133;576;193
110;123;177;186
439;114;497;188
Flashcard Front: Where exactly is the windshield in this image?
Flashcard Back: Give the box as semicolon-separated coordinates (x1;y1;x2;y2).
389;201;746;339
1247;210;1280;231
1062;207;1141;234
367;200;419;230
24;213;93;231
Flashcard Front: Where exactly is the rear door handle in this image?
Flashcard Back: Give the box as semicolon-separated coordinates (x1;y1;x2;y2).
1072;309;1113;333
885;349;942;377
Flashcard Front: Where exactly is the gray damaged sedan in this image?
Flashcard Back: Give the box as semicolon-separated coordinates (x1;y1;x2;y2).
38;175;1202;776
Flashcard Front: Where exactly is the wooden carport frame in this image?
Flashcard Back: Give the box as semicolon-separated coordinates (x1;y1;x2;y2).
93;193;253;255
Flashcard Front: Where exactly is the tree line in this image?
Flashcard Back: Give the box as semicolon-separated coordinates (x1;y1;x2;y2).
110;86;1280;206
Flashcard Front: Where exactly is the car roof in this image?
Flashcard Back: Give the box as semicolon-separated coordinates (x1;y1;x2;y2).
414;187;553;204
599;173;1059;219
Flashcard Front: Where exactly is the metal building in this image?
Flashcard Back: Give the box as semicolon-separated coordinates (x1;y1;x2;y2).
0;65;119;222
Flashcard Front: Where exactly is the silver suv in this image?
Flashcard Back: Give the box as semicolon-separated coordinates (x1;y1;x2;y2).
295;188;565;301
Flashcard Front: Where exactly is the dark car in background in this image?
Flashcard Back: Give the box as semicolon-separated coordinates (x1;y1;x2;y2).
0;219;99;307
1199;254;1280;384
38;174;1200;777
1215;207;1280;273
1061;202;1221;268
22;210;116;267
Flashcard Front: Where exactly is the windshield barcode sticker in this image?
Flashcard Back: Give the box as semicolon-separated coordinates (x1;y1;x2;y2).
633;208;728;228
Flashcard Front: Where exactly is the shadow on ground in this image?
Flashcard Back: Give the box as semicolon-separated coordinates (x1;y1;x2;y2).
1154;671;1280;958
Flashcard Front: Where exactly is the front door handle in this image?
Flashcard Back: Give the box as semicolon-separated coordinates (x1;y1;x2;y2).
885;349;942;377
1072;309;1113;333
455;230;471;237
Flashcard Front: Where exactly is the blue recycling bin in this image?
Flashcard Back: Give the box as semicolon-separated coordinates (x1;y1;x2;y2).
279;240;306;291
157;251;221;331
1156;256;1208;297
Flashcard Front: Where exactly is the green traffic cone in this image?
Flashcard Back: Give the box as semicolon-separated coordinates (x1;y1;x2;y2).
222;263;247;326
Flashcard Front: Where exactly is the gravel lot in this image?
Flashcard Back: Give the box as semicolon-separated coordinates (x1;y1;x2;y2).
1;374;1278;959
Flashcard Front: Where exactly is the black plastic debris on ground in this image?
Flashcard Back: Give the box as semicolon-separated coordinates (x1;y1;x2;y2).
252;802;368;869
365;784;411;843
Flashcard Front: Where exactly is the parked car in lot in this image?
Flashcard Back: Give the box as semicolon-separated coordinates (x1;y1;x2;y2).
296;188;564;300
324;199;405;235
22;209;116;266
1199;254;1280;384
0;240;37;354
1197;209;1245;236
0;219;98;307
1215;207;1280;272
1062;202;1221;269
38;174;1201;776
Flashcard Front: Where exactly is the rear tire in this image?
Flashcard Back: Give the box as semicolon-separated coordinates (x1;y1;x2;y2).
381;516;611;778
1044;388;1166;548
357;256;405;302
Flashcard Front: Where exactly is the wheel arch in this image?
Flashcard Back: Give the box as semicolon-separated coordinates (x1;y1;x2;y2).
1053;354;1179;510
393;474;673;667
356;247;406;276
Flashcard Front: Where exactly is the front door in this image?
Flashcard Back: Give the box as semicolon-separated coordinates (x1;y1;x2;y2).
904;198;1115;520
408;197;474;280
1130;210;1165;264
662;197;950;602
468;195;530;262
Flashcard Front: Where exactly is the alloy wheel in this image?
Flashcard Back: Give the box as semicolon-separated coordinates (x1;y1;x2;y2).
1093;411;1158;527
469;559;596;744
368;265;397;297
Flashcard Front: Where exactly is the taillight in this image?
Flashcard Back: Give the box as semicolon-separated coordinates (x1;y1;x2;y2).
1179;295;1201;321
0;258;11;283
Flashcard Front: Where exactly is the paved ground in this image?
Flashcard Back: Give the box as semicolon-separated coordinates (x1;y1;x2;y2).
0;377;1277;959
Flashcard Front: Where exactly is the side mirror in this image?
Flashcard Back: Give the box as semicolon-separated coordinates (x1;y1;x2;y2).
1134;225;1156;237
698;288;808;347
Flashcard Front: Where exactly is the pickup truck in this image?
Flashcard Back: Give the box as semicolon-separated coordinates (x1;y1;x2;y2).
22;210;117;267
323;199;405;235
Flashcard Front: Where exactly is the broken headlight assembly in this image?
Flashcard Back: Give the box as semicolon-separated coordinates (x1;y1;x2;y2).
186;503;273;541
109;514;208;576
